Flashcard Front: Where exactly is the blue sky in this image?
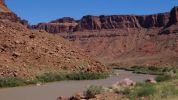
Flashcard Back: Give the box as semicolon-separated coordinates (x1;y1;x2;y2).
6;0;178;24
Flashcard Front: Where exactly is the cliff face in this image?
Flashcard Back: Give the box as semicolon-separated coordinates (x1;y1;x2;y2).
76;13;170;30
169;6;178;25
31;17;77;33
32;13;170;33
32;6;178;66
159;6;178;35
32;7;178;33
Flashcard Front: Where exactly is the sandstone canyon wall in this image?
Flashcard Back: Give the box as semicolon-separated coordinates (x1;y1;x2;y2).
31;13;170;33
32;6;178;67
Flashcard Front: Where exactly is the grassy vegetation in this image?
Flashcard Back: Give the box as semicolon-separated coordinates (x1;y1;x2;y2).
37;71;109;83
130;66;178;83
36;72;67;83
120;80;178;100
0;77;26;88
83;80;178;100
0;71;110;88
126;83;157;99
155;75;174;82
130;66;178;75
84;85;104;98
112;66;178;100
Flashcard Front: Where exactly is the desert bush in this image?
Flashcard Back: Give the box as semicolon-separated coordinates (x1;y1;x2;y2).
120;87;131;95
84;85;104;98
136;84;156;97
36;73;59;82
155;75;173;82
66;72;109;80
36;72;68;83
159;84;178;98
128;83;157;99
131;66;178;75
148;81;178;100
0;77;26;88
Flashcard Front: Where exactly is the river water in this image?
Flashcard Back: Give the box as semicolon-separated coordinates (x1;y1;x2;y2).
0;70;155;100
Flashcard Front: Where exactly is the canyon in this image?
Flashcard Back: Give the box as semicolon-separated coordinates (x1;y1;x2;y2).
0;0;178;100
31;6;178;67
0;0;178;78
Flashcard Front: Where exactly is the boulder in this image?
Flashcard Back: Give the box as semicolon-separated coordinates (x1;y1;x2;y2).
112;78;136;89
145;78;157;84
36;83;42;86
57;96;67;100
12;52;21;58
69;92;83;100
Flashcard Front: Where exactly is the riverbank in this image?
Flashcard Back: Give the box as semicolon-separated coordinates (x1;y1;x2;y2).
0;70;155;100
73;66;178;100
78;79;178;100
0;71;110;88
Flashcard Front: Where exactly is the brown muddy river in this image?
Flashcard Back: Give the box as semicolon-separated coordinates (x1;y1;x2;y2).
0;70;155;100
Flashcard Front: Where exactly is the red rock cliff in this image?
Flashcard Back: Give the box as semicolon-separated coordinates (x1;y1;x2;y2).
167;6;178;26
31;11;171;33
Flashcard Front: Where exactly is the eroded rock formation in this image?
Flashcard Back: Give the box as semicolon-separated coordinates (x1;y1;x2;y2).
31;12;171;33
32;6;178;66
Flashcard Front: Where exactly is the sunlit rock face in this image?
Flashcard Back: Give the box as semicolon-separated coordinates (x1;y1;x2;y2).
0;0;11;12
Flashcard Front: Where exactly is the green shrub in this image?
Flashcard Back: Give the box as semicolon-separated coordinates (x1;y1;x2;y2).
24;79;39;84
129;83;157;99
66;72;86;80
67;72;109;80
137;84;156;97
159;84;178;98
130;66;178;75
0;77;26;88
36;72;68;83
121;88;131;95
84;85;104;98
54;73;67;81
155;75;173;82
36;73;57;82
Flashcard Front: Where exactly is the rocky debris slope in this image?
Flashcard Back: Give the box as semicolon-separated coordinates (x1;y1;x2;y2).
0;20;106;78
0;0;107;79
